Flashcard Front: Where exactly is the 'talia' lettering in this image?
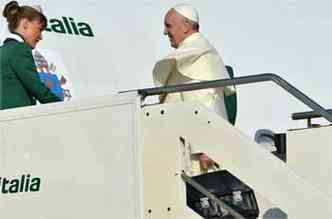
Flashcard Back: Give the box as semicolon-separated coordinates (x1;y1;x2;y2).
0;174;41;194
45;17;94;37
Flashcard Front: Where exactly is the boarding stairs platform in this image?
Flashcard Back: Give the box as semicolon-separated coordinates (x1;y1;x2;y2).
0;74;332;218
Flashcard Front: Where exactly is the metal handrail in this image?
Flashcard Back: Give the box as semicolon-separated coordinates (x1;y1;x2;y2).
138;73;332;123
181;172;246;219
292;109;332;121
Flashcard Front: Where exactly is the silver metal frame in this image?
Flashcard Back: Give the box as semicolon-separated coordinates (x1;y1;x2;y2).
138;73;332;123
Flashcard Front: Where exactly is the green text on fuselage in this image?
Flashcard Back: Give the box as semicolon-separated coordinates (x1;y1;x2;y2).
45;16;94;37
0;174;41;194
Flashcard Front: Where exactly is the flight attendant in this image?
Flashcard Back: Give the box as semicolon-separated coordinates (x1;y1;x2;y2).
0;1;61;110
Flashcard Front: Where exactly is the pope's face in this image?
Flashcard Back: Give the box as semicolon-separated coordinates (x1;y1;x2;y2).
163;9;187;48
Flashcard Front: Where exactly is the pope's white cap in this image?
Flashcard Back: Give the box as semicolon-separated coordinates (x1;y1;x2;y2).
173;4;199;23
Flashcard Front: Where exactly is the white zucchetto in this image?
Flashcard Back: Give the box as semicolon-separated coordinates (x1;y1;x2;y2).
173;4;199;23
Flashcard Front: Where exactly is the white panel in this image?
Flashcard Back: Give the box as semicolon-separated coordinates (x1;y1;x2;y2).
0;93;142;219
141;101;332;218
288;126;332;197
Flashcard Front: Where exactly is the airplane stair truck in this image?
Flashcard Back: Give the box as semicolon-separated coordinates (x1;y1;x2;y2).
0;74;332;218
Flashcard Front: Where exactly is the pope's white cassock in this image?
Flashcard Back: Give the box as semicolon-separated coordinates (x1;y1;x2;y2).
153;32;230;120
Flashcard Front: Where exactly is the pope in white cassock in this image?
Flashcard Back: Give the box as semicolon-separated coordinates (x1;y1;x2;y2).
153;4;230;120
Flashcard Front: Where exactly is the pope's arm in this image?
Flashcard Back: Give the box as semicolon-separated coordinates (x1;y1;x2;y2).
10;43;61;103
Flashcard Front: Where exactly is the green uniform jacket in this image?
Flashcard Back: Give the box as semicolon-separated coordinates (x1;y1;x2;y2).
0;35;61;110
